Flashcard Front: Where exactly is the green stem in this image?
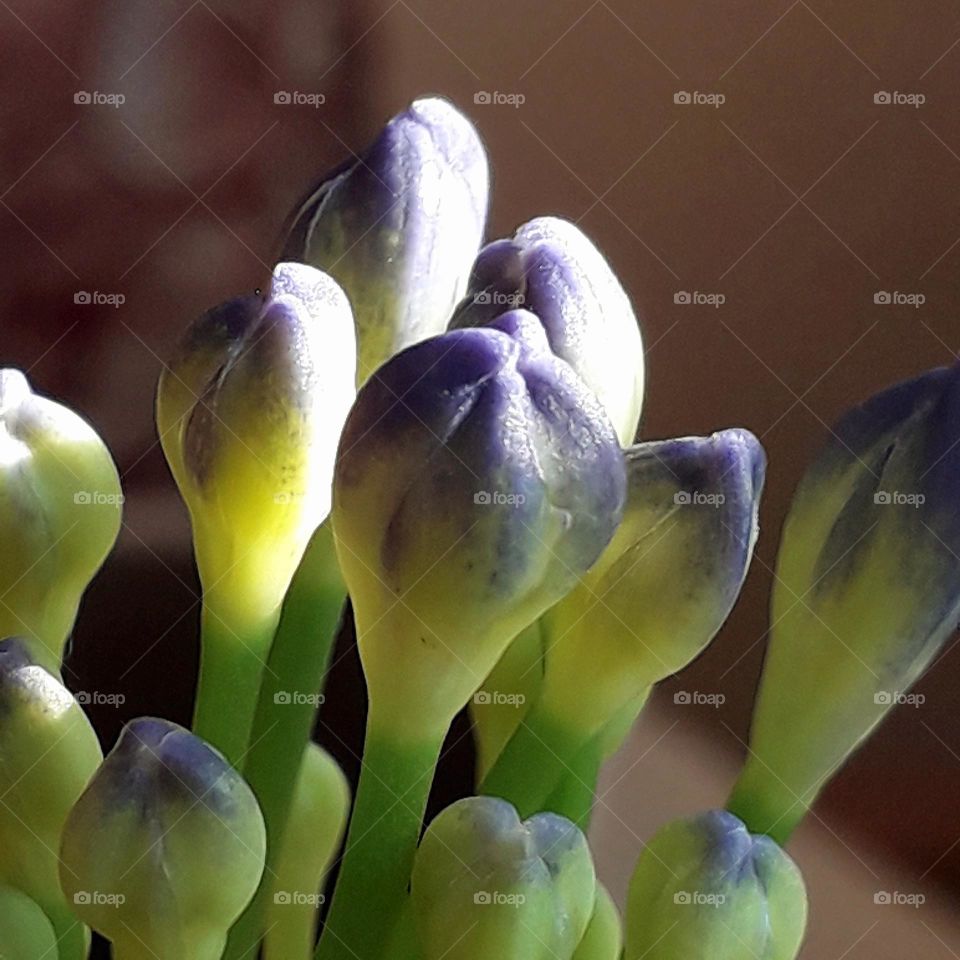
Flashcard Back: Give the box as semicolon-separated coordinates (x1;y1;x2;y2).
543;740;603;828
191;599;278;768
223;526;345;960
479;707;586;818
727;760;811;845
315;722;444;960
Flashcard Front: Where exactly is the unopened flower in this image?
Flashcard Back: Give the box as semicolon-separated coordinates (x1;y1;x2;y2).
625;811;807;960
482;430;764;815
729;363;960;841
411;796;596;960
61;718;266;960
281;97;489;385
449;216;644;444
157;262;355;762
0;369;122;671
0;637;102;958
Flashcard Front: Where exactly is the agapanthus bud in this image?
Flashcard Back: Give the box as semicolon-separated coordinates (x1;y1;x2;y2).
60;718;266;960
157;262;356;761
573;884;622;960
333;313;626;742
411;797;596;960
0;637;101;958
449;216;644;444
0;886;58;960
729;363;960;842
265;744;350;960
281;97;489;385
482;430;764;814
0;369;122;670
625;811;807;960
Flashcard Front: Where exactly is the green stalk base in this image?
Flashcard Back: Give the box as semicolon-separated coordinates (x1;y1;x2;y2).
727;761;810;845
191;603;278;769
223;527;345;960
543;741;603;828
314;725;443;960
479;708;587;818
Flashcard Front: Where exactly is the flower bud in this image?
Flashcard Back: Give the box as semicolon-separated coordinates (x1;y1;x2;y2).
0;886;58;960
481;430;763;814
333;314;626;741
0;637;101;957
538;429;764;738
729;363;960;842
157;262;356;761
60;717;266;960
0;369;122;670
265;744;350;960
157;261;355;633
572;884;622;960
411;796;596;960
281;97;489;386
625;810;807;960
449;216;644;444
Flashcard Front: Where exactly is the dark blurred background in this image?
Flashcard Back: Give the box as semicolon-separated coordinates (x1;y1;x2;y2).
3;1;960;956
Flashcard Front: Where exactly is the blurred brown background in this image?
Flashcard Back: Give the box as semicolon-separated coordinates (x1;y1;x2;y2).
3;1;960;956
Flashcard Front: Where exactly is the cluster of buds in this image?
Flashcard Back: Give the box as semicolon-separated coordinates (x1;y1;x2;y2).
0;94;956;960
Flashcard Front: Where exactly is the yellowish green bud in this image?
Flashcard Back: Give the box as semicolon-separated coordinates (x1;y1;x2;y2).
0;369;122;670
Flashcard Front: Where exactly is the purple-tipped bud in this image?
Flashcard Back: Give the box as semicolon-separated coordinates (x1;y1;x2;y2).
281;97;490;386
450;217;644;444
